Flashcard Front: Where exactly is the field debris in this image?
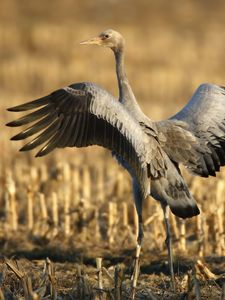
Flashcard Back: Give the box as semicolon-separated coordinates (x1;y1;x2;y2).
0;160;225;299
1;0;225;298
0;256;224;299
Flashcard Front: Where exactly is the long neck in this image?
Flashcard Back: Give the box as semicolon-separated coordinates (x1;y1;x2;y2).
114;49;126;102
114;48;144;119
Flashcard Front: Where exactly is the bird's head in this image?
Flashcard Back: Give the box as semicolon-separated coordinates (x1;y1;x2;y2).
80;29;125;52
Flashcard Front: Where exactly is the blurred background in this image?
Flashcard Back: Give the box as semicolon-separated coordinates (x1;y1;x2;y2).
1;0;225;118
1;0;225;270
1;0;225;297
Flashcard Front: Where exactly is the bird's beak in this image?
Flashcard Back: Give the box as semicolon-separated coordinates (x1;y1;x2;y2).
80;36;103;46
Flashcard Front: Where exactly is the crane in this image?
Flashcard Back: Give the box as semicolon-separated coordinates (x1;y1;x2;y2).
7;29;225;296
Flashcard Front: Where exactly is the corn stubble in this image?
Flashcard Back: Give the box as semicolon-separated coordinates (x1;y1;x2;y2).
1;0;225;298
0;158;225;298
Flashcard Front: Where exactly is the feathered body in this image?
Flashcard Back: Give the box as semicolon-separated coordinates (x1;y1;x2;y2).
7;29;225;232
7;30;225;291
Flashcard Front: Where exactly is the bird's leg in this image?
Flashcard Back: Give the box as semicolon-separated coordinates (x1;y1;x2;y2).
130;179;145;299
131;213;143;300
161;204;175;290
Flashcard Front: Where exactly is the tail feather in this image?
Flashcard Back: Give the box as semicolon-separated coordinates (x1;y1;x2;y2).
151;157;200;219
165;187;200;218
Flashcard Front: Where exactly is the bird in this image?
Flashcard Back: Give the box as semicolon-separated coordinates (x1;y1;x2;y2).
6;29;225;295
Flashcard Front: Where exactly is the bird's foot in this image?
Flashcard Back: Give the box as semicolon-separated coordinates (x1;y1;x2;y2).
169;264;175;291
165;236;175;291
131;243;141;300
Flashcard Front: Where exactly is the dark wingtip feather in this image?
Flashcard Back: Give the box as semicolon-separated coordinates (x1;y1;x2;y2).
35;145;54;157
6;118;27;127
7;105;32;112
19;143;36;152
10;132;26;141
35;151;45;157
6;120;22;127
6;104;53;128
10;134;22;141
7;105;28;112
7;107;17;112
35;143;54;157
7;96;50;112
10;129;34;140
19;146;29;152
7;107;24;112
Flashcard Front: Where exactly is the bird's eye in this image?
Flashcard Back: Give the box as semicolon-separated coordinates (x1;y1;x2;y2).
104;34;109;39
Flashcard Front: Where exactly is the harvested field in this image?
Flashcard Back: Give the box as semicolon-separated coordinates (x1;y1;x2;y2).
1;0;225;299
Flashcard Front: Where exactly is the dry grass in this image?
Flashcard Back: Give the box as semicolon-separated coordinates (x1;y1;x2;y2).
1;0;225;299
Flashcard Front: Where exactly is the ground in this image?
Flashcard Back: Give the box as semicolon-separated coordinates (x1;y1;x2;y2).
1;1;225;299
0;234;225;299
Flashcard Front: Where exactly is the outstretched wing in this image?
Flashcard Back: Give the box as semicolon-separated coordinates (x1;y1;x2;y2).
170;83;225;177
7;82;166;193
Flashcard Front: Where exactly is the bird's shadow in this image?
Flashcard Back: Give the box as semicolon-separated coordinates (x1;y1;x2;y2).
6;245;195;276
2;234;225;279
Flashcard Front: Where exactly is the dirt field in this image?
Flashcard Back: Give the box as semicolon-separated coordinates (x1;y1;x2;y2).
1;0;225;299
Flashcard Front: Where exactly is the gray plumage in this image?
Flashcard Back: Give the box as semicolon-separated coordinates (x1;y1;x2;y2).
171;83;225;176
7;30;225;290
7;82;155;196
7;30;225;226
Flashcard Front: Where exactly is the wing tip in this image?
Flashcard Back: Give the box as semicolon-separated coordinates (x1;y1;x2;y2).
10;135;20;141
19;146;27;152
6;121;20;127
7;105;28;112
35;150;44;157
7;107;16;112
19;144;34;152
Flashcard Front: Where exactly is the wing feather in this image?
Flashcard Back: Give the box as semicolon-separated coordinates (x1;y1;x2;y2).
37;115;72;156
20;116;63;151
10;111;57;140
6;104;53;126
7;82;165;194
170;83;225;176
7;95;49;112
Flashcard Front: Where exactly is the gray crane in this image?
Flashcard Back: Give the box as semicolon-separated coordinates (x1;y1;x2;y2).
7;29;225;295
